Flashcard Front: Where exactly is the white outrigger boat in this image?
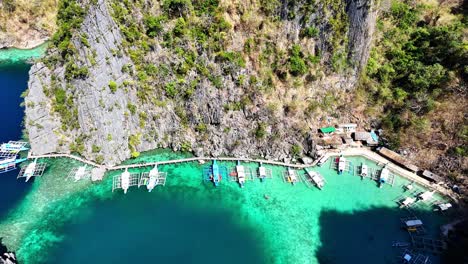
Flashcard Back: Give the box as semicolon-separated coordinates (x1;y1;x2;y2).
306;169;325;190
360;163;368;178
399;197;416;208
121;168;130;194
147;166;159;192
379;166;389;188
337;156;346;174
258;163;267;182
418;191;435;202
0;141;28;153
236;161;246;188
23;159;38;182
0;141;28;174
404;182;414;191
287;168;298;185
74;166;87;182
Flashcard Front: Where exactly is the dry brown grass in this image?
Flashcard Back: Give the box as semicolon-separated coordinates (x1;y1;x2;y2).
0;0;57;48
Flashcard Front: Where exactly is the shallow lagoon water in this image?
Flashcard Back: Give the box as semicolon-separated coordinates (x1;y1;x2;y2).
0;154;448;264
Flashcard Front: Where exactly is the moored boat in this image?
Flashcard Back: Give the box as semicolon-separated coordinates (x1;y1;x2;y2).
121;169;130;194
337;155;346;174
287;168;297;184
306;169;325;190
379;166;389;188
236;161;246;188
210;160;222;187
147;166;159;192
360;163;368;178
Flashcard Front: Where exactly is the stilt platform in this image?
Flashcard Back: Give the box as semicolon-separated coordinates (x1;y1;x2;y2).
410;236;445;255
401;216;427;235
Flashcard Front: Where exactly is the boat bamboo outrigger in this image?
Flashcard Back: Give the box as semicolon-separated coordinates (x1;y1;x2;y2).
317;155;328;167
285;168;298;185
236;161;246;188
138;165;166;191
67;165;92;182
305;169;325;190
0;141;28;153
16;158;47;182
404;182;414;191
337;155;346;174
399;197;416;208
146;166;159;192
418;191;435;202
211;160;222;187
435;202;452;212
202;160;227;187
121;168;130;194
257;162;272;182
360;163;368;178
379;166;389;188
0;142;28;174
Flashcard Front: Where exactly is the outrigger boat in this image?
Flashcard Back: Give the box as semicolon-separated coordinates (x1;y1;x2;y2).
418;191;435;202
258;163;267;182
287;168;298;185
317;155;328;167
379;166;389;188
146;166;159;192
337;155;346;174
306;169;325;190
210;160;222;187
121;168;130;194
236;161;246;188
0;155;27;173
360;163;368;178
399;197;416;208
404;182;414;191
0;141;28;174
0;141;28;153
23;159;38;182
73;166;87;182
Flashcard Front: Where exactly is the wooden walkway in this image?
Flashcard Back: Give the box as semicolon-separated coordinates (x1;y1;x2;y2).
26;148;458;202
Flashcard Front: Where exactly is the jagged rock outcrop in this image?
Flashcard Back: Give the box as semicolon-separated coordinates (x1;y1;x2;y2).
25;0;378;165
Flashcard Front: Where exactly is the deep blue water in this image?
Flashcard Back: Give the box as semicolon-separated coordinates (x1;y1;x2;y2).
0;63;33;219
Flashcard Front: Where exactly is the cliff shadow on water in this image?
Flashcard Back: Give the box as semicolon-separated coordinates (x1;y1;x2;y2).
316;207;447;264
44;190;267;264
0;62;34;220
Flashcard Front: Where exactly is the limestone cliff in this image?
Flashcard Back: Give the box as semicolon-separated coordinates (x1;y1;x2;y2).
24;0;378;165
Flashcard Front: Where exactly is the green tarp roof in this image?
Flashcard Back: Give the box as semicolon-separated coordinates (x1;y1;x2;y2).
320;126;336;133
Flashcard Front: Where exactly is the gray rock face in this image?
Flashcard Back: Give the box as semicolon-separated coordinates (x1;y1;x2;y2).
25;63;62;155
346;0;378;71
24;0;378;166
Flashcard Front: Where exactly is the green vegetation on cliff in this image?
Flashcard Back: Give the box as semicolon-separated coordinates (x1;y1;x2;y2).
359;0;467;179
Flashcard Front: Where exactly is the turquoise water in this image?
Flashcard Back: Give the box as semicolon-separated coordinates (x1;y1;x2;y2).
0;48;452;264
0;154;450;264
0;43;48;64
